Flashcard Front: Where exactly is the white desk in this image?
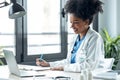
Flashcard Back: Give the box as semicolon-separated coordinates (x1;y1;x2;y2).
0;65;119;80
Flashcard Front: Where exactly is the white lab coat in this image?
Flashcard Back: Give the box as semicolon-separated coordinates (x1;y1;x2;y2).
49;27;105;72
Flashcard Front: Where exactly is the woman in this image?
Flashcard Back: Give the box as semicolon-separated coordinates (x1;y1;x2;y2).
36;0;105;72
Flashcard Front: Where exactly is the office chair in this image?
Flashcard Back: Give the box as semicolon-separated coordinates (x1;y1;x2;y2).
98;58;115;70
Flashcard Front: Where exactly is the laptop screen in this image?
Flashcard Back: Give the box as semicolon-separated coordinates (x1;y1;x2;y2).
3;50;20;76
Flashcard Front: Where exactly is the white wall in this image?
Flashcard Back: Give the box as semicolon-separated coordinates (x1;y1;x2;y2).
99;0;118;37
117;0;120;35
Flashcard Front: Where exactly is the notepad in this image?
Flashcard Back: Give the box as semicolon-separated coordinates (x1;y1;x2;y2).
18;65;50;71
93;71;118;80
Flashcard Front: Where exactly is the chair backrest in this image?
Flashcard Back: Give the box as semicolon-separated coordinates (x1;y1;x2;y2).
98;58;115;69
103;58;115;69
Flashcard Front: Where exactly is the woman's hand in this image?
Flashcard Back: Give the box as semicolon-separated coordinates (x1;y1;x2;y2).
50;66;64;71
36;58;50;67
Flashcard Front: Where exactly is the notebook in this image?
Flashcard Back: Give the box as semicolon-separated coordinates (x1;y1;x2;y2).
93;71;118;80
93;69;118;80
3;49;46;77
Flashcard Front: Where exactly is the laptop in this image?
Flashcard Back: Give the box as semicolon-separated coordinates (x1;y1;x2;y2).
3;49;46;77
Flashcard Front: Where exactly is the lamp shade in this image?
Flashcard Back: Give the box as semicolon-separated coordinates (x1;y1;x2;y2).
9;3;26;19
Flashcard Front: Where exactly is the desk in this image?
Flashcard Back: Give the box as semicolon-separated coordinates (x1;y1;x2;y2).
0;65;120;80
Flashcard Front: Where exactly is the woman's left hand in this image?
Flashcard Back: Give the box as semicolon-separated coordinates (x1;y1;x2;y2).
50;66;64;71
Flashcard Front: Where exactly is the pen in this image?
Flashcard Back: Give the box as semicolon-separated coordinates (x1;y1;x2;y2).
39;54;43;61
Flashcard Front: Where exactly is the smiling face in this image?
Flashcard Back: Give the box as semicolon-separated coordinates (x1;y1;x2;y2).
70;14;89;37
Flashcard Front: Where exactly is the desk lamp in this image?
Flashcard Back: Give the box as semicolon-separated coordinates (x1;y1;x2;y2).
0;0;26;19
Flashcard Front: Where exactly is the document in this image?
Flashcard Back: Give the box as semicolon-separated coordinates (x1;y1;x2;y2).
18;64;50;71
93;69;118;80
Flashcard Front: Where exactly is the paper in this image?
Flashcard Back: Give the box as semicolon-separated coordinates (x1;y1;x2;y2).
18;64;50;71
93;71;118;80
33;77;54;80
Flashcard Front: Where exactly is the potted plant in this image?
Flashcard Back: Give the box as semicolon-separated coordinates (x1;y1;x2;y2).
100;28;120;69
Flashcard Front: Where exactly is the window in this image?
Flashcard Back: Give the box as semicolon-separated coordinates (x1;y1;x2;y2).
22;0;67;63
0;5;15;55
27;0;61;55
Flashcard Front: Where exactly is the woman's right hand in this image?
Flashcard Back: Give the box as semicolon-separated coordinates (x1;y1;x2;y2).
36;58;50;67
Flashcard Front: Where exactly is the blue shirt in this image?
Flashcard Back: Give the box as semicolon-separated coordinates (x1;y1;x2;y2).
71;35;85;63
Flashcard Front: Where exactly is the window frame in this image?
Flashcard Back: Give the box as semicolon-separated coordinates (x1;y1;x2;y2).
15;0;68;65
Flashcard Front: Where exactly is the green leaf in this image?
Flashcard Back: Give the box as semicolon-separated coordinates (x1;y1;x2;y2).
0;59;4;65
100;28;120;69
